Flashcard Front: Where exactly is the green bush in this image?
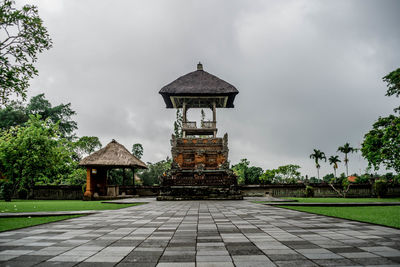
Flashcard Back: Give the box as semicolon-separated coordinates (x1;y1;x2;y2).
305;185;314;197
1;181;13;201
374;179;388;198
17;188;28;199
82;183;86;194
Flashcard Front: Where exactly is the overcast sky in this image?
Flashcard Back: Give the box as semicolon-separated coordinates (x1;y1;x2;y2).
18;0;400;177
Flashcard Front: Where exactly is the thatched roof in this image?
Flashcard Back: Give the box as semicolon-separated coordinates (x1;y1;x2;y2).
159;63;239;108
79;139;147;169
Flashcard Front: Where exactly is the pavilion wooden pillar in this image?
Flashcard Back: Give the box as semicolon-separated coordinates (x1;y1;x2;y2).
84;168;94;199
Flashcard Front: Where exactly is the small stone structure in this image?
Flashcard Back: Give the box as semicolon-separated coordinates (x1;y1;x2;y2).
79;139;147;200
158;63;242;200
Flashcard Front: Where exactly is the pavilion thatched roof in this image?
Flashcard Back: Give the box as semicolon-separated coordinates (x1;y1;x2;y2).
159;63;239;108
79;139;147;169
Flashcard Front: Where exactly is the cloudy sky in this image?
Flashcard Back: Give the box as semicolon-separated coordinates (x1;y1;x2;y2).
18;0;400;177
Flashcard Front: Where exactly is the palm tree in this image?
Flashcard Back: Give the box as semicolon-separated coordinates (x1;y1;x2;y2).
309;149;326;179
337;143;357;176
328;155;341;179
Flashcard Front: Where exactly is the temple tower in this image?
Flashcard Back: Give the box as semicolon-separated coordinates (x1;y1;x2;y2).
157;63;242;200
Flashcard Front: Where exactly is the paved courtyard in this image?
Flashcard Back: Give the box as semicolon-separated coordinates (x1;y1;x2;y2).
1;200;400;267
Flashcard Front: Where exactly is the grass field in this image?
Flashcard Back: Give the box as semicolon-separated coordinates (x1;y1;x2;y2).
279;205;400;228
0;215;83;232
254;197;400;204
0;200;145;232
0;200;144;213
283;197;400;203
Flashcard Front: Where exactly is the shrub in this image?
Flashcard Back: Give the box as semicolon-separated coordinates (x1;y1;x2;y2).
17;188;28;199
82;183;86;194
373;179;388;198
1;181;13;201
305;185;314;197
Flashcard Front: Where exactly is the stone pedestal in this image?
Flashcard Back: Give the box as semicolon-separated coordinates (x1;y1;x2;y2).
157;134;243;200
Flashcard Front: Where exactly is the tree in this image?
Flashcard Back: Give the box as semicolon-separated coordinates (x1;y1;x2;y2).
132;143;143;159
26;94;77;138
309;149;326;179
0;93;77;137
232;159;250;184
74;136;102;160
259;169;276;184
361;115;400;173
173;109;183;137
337;143;357;176
0;0;52;106
139;158;171;186
275;164;301;184
0;100;28;130
246;166;263;184
328;155;341;179
383;68;400;112
361;68;400;174
0;115;73;196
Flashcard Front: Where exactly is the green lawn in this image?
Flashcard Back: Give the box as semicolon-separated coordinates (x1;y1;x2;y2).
0;200;145;213
283;197;400;203
254;197;400;204
0;200;145;232
279;205;400;228
0;215;83;232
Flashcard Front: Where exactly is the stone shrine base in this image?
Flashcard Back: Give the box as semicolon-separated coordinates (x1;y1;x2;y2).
157;185;243;201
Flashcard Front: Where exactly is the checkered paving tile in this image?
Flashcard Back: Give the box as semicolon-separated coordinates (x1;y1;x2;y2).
0;200;399;266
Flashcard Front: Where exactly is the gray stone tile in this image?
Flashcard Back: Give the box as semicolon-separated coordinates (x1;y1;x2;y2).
0;199;399;267
302;253;343;259
339;252;380;258
274;259;319;267
196;255;233;262
196;263;235;267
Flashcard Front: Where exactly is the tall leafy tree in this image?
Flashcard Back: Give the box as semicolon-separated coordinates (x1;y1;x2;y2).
361;115;400;173
382;68;400;112
275;164;301;184
328;155;341;178
246;166;264;184
0;0;52;105
132;143;143;159
337;143;357;176
74;136;102;160
0;93;77;138
259;169;276;184
0;100;28;130
138;158;171;186
309;149;326;179
26;94;77;138
361;68;400;173
232;159;249;184
0;115;72;196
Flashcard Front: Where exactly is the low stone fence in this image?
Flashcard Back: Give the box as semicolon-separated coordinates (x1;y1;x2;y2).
33;185;83;200
27;183;400;200
31;185;161;199
240;184;400;198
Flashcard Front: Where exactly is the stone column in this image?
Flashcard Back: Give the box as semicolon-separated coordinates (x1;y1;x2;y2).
213;101;217;137
182;101;187;138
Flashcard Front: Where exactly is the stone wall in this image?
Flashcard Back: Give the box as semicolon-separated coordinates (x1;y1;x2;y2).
29;184;400;200
240;184;400;198
33;185;83;200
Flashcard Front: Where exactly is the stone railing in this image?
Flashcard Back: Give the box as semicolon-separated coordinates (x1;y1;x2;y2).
201;121;216;128
183;121;197;128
